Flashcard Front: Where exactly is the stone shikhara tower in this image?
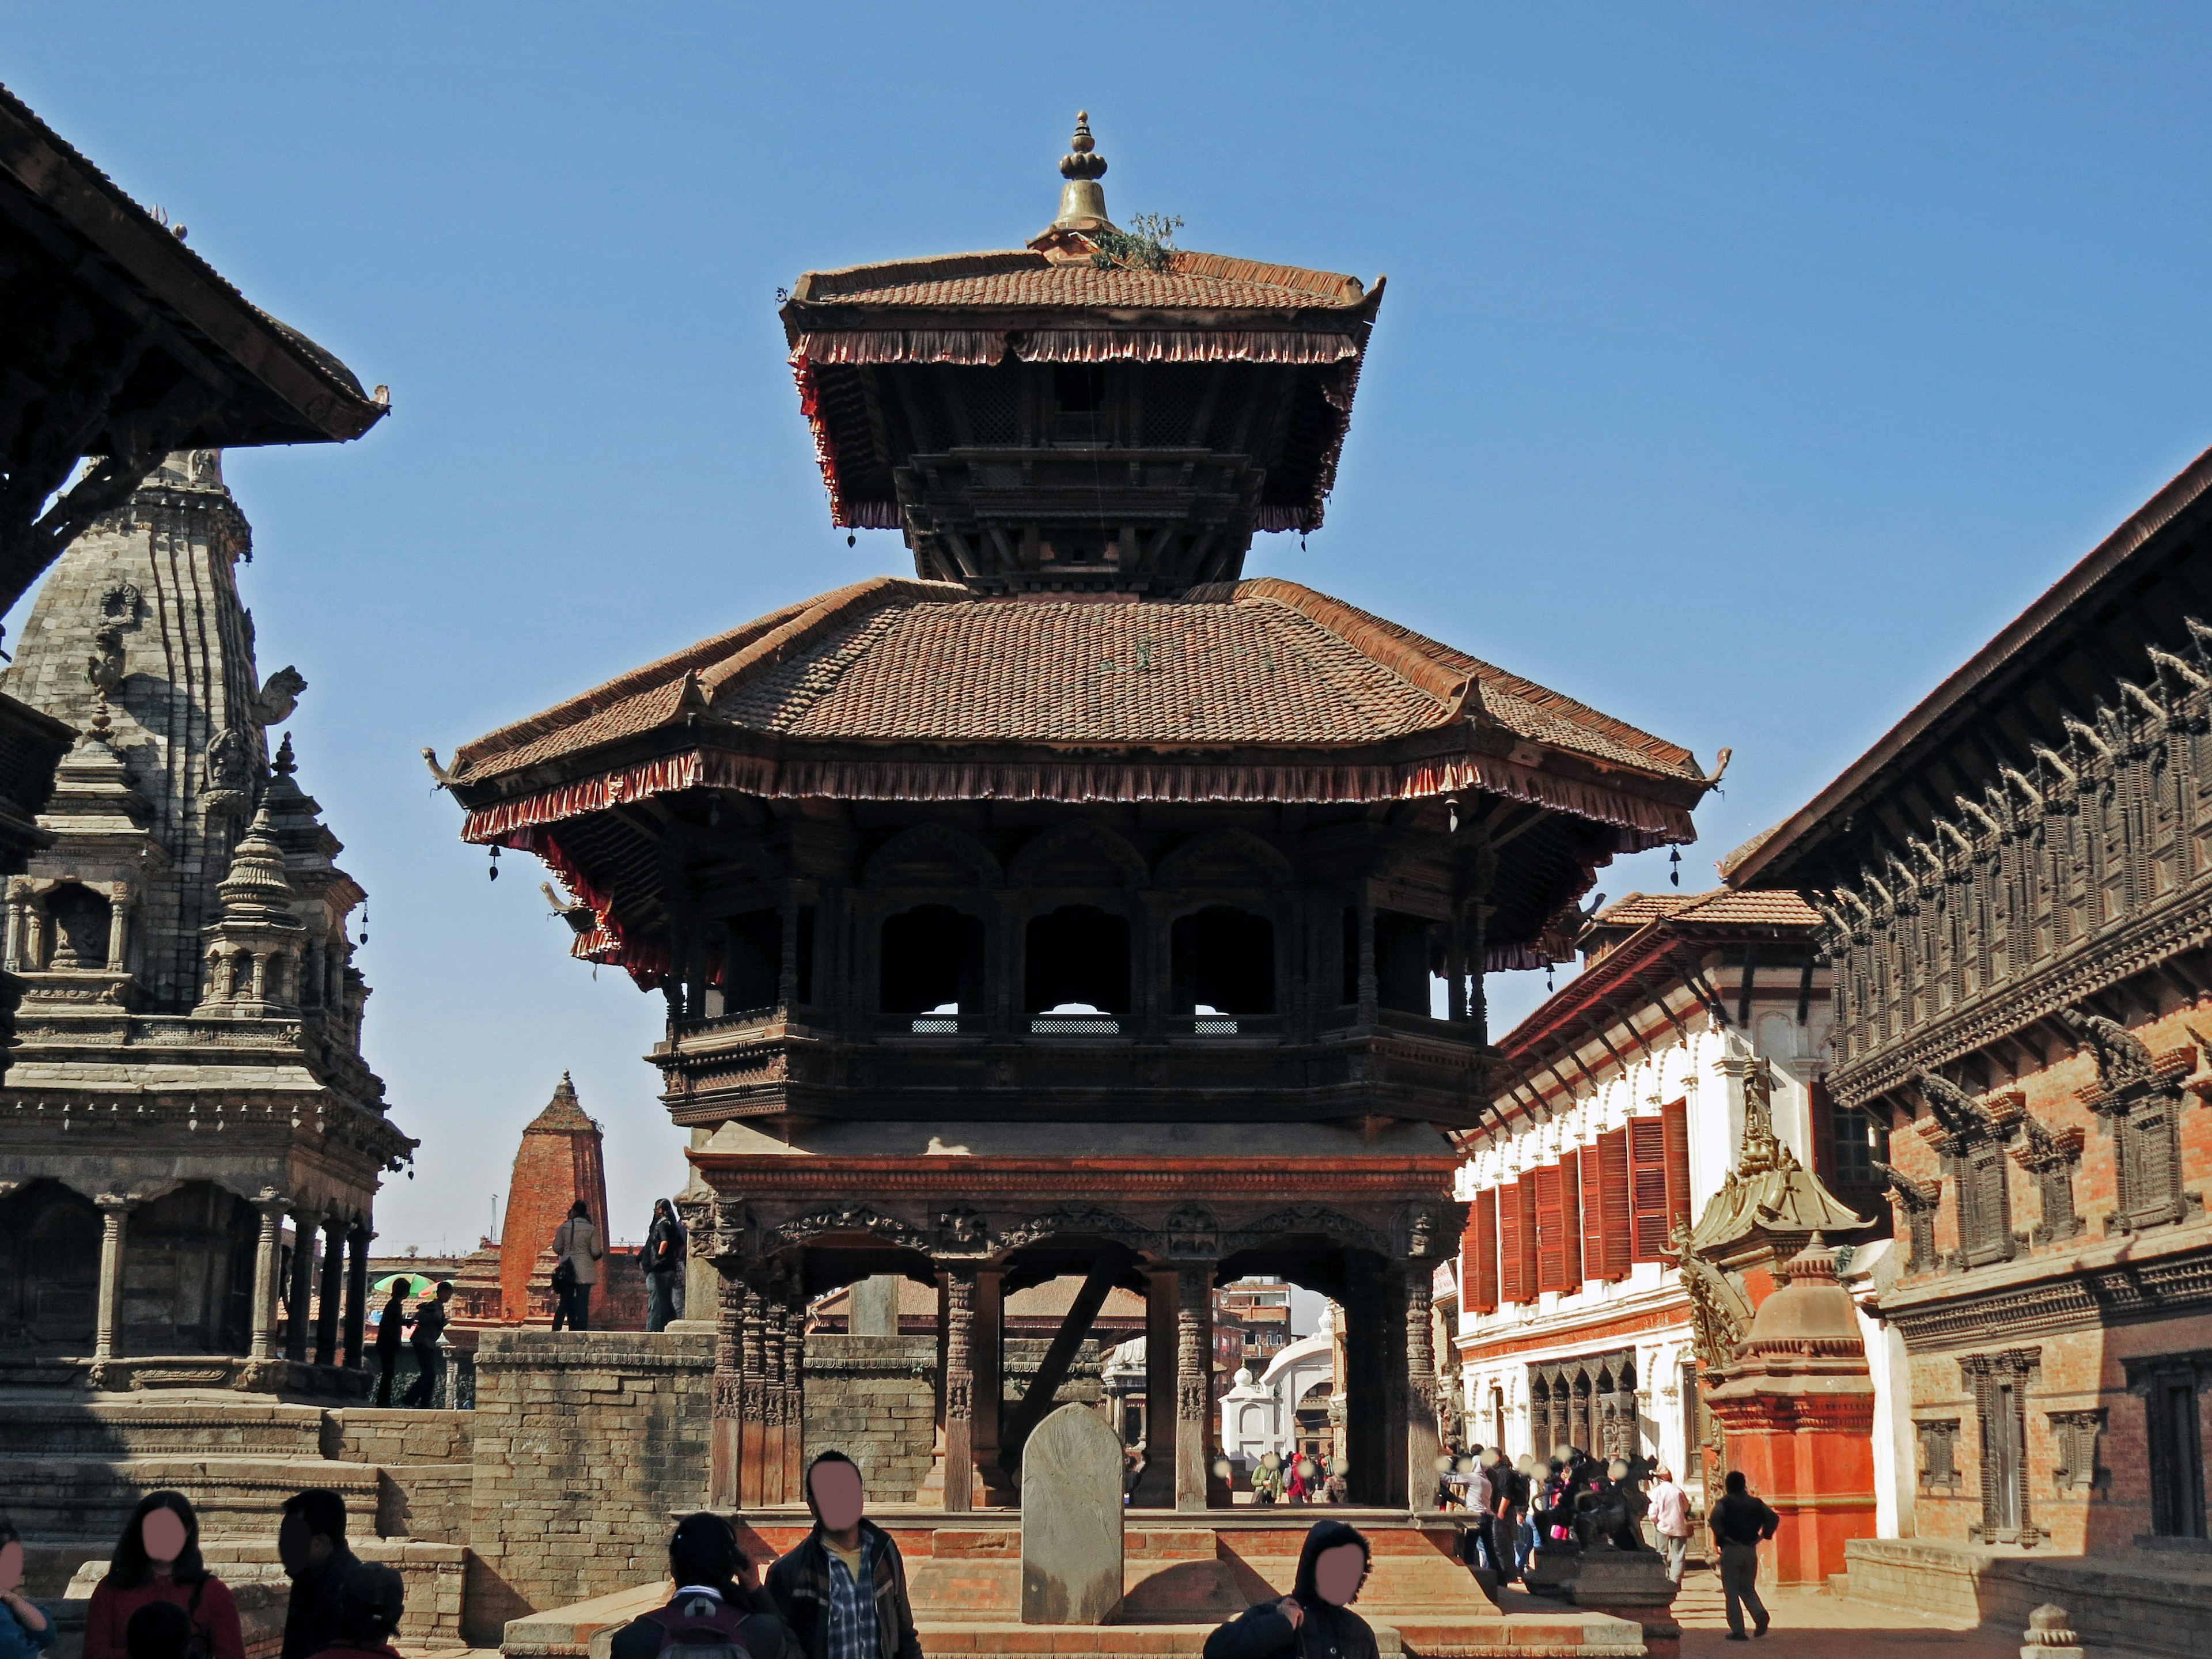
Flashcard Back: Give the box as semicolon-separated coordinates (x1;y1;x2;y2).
0;450;408;1393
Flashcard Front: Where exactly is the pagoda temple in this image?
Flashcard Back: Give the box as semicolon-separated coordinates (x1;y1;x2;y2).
440;117;1718;1516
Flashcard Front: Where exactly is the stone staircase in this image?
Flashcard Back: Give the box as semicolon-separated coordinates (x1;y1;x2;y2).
0;1395;474;1654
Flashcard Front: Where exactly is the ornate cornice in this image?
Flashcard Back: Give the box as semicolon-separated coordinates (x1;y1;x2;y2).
1877;1231;2212;1350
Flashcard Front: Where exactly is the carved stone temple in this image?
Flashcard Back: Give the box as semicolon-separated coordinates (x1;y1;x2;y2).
440;118;1719;1533
0;451;407;1393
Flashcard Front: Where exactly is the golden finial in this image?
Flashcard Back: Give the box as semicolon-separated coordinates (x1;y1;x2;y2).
1060;111;1107;181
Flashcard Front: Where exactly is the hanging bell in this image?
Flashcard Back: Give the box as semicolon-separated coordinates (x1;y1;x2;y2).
1669;847;1681;888
488;846;501;882
847;533;856;547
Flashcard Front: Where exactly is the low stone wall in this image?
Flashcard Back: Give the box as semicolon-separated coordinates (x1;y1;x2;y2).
1843;1536;2212;1659
328;1407;474;1465
463;1328;714;1645
801;1334;937;1499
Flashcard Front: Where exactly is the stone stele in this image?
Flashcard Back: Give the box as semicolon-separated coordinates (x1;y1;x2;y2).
1020;1402;1126;1624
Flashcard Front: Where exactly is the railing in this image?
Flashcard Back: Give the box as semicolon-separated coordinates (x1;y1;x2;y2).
1027;1012;1124;1036
1162;1013;1283;1039
873;1012;991;1037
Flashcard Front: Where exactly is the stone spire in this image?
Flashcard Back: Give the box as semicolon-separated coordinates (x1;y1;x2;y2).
495;1072;608;1321
194;804;305;1016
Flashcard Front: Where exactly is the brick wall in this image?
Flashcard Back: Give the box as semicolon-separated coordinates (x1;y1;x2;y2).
328;1407;474;1464
464;1330;713;1643
802;1335;938;1500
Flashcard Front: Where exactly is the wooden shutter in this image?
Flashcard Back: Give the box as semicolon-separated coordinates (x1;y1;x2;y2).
1580;1143;1605;1286
1628;1116;1670;1261
1596;1128;1633;1282
1498;1179;1527;1305
1516;1178;1539;1299
1468;1188;1499;1314
1533;1165;1566;1293
1661;1096;1692;1239
1558;1152;1583;1287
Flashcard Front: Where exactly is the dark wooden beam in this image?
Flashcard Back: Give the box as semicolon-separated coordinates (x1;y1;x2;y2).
1000;1253;1120;1466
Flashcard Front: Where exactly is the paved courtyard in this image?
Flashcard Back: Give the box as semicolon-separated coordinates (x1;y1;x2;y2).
1670;1570;2016;1659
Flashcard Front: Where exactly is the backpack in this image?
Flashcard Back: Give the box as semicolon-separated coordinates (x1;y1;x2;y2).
641;1592;755;1659
551;1255;578;1296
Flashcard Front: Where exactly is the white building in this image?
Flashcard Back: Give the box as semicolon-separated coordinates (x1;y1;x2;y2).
1454;889;1885;1502
1219;1302;1339;1471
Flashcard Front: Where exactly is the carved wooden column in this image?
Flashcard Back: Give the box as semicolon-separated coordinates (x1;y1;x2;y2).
1403;1263;1441;1509
941;1263;978;1512
283;1207;316;1362
710;1270;744;1508
1131;1267;1179;1506
248;1192;289;1362
313;1217;343;1365
1174;1264;1217;1512
780;1277;806;1503
972;1267;1008;1501
737;1278;769;1508
342;1221;371;1368
90;1194;131;1384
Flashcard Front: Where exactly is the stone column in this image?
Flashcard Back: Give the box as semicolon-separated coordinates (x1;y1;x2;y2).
5;886;26;972
284;1208;317;1362
105;887;132;973
1403;1263;1441;1509
313;1217;343;1365
1131;1267;1179;1506
248;1193;289;1361
709;1268;744;1509
940;1263;978;1512
342;1221;371;1368
91;1195;131;1380
1175;1264;1217;1512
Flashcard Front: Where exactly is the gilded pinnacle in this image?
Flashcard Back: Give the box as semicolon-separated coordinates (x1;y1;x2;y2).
1048;111;1113;237
1059;112;1107;181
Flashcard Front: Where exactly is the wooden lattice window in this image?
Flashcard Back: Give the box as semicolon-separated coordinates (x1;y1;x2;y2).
2047;1409;2107;1498
1953;1142;2016;1268
1916;1418;1961;1494
2112;1096;2188;1233
1628;1116;1671;1261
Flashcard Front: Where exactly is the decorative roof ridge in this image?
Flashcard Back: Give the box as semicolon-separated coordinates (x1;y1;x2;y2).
793;251;1049;302
452;597;822;775
695;576;968;702
1229;578;1474;717
1164;249;1368;305
1233;578;1701;778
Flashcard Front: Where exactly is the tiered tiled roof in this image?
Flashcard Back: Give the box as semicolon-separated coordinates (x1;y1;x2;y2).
791;248;1370;312
446;576;1710;849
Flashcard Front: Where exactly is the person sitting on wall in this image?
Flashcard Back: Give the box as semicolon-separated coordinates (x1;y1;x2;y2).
85;1493;244;1659
0;1518;55;1659
765;1453;921;1659
609;1513;789;1659
303;1563;407;1659
1203;1520;1377;1659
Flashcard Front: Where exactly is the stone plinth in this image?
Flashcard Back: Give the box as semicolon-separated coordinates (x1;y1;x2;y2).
1020;1403;1124;1623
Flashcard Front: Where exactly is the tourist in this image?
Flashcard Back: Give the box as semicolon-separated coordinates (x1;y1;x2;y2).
551;1201;603;1331
1708;1471;1779;1641
1121;1442;1147;1503
609;1513;788;1659
0;1518;54;1659
304;1562;406;1659
764;1452;922;1659
123;1605;192;1659
642;1199;686;1332
85;1493;244;1659
1320;1456;1350;1505
277;1490;358;1659
1249;1450;1283;1505
371;1280;410;1407
1202;1519;1376;1659
1284;1456;1315;1504
1647;1466;1692;1585
399;1282;452;1408
1512;1456;1541;1571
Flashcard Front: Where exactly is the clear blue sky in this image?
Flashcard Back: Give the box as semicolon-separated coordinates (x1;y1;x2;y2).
7;2;2211;1251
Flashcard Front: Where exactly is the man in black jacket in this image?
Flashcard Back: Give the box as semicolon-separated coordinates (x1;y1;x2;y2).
1708;1470;1780;1640
278;1490;358;1659
372;1280;410;1407
1203;1519;1377;1659
643;1200;686;1332
609;1513;789;1659
764;1453;922;1659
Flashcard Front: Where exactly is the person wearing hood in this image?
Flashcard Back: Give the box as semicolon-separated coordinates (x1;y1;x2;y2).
764;1452;921;1659
302;1563;406;1659
609;1513;787;1659
1202;1520;1376;1659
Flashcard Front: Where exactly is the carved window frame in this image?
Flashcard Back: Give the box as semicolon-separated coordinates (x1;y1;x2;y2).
2107;1091;2189;1234
2123;1350;2212;1541
1960;1347;2041;1547
1951;1141;2016;1270
2047;1408;2107;1498
1915;1417;1962;1495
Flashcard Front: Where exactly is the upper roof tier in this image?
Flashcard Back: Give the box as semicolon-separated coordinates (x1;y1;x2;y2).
778;116;1382;587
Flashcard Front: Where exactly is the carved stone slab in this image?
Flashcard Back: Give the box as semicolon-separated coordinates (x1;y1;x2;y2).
1019;1402;1124;1624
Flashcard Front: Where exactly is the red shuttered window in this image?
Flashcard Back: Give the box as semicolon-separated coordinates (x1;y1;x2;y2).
1594;1128;1633;1282
1579;1143;1605;1285
1533;1165;1566;1293
1661;1096;1692;1239
1498;1180;1528;1305
1467;1188;1499;1315
1628;1116;1671;1261
1558;1152;1583;1288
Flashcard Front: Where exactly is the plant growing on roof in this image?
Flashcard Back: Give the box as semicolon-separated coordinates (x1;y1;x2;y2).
1090;213;1185;272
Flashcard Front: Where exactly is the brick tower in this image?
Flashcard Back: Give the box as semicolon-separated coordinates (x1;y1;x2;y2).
495;1072;609;1323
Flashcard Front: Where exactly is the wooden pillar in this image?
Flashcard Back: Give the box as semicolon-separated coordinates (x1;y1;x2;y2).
1404;1262;1441;1508
1174;1263;1216;1512
1131;1267;1178;1506
284;1208;316;1362
759;1278;787;1504
342;1221;370;1368
313;1218;343;1365
1357;899;1378;1022
709;1268;744;1508
940;1263;978;1513
781;1280;806;1502
738;1279;768;1508
92;1195;131;1366
1342;1255;1391;1502
972;1267;1009;1501
248;1194;288;1361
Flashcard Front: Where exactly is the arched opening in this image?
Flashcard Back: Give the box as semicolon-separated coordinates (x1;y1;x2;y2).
1373;910;1434;1016
47;882;111;971
0;1182;100;1350
126;1182;255;1355
880;905;985;1029
1169;907;1275;1025
1024;906;1129;1031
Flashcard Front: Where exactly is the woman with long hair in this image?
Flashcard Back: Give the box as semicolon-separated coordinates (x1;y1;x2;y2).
85;1494;243;1659
0;1516;56;1659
